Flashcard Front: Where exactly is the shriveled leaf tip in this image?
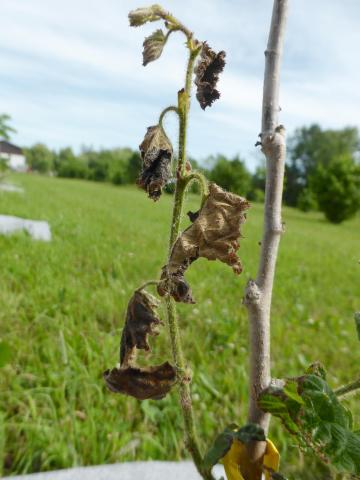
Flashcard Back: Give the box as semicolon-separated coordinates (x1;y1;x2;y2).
194;42;226;110
128;5;163;27
137;125;173;201
143;29;167;66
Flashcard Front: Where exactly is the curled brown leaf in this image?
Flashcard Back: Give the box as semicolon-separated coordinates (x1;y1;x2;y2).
104;289;176;400
137;125;173;201
103;361;176;400
120;290;162;366
158;183;250;303
194;42;226;110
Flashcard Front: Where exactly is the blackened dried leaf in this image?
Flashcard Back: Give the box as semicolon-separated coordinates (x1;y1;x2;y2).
104;361;176;400
137;125;172;201
128;5;162;27
120;290;162;366
158;183;250;303
194;42;226;110
143;29;167;66
158;268;195;304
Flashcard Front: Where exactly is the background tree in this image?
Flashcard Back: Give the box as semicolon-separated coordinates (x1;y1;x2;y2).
310;154;360;223
24;143;54;173
284;124;360;208
0;114;16;141
56;147;88;179
248;164;266;202
209;155;252;196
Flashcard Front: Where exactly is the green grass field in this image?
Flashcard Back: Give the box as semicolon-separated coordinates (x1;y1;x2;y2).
0;173;359;478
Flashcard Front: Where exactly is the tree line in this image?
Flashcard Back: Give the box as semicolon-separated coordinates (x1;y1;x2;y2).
8;123;360;224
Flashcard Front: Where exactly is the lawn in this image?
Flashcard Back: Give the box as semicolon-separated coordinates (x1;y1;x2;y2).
0;173;359;478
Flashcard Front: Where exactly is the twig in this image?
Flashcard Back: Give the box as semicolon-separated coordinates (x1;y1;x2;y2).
243;0;288;469
335;378;360;399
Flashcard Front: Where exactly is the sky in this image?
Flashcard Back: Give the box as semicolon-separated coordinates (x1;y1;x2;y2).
1;0;360;170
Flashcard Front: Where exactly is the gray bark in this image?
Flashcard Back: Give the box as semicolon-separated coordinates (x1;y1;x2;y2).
243;0;288;467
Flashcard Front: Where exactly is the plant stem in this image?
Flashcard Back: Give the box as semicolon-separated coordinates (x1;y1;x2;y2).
164;46;213;480
135;280;159;292
159;106;179;128
184;171;209;207
335;378;360;399
243;0;288;472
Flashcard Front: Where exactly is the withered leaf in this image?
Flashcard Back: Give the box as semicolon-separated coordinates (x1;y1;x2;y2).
143;29;167;66
128;5;162;27
103;361;176;400
194;42;226;110
137;125;173;201
104;289;176;400
158;183;250;303
120;290;162;366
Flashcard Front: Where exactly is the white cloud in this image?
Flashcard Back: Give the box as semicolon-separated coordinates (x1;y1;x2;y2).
0;0;359;166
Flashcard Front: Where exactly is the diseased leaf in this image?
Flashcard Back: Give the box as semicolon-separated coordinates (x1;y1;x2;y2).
259;371;360;475
104;289;176;401
194;42;226;110
137;125;173;201
0;341;11;368
158;183;249;303
120;290;162;366
143;29;167;66
128;5;163;27
355;311;360;341
103;361;176;400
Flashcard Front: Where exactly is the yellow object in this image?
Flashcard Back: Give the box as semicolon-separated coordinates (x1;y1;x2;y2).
222;438;280;480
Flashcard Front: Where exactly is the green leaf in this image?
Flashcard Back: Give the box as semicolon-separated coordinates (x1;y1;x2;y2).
0;341;11;367
258;391;288;415
203;423;265;470
259;371;360;475
142;29;167;66
234;423;266;444
203;430;233;470
283;380;304;405
355;311;360;341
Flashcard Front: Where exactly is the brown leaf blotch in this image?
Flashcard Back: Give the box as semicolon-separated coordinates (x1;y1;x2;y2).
137;125;173;201
103;362;176;400
194;42;226;110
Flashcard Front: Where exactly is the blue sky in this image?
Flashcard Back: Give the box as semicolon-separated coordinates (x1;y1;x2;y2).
1;0;360;170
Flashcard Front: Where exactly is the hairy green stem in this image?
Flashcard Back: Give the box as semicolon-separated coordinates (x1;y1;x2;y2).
335;378;360;399
155;6;193;40
184;171;209;205
164;44;214;480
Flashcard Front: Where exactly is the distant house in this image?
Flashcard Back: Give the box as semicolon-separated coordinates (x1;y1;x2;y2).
0;141;27;172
